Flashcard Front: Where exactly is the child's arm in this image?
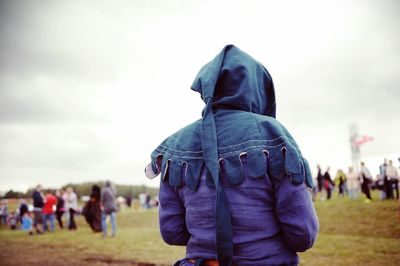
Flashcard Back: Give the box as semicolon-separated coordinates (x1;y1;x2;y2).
159;180;190;246
273;175;319;252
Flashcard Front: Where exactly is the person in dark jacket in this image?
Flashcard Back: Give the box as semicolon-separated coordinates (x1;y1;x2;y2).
324;167;334;200
55;189;65;229
316;165;324;194
18;199;29;223
82;185;102;232
145;45;319;266
360;162;372;201
32;184;44;234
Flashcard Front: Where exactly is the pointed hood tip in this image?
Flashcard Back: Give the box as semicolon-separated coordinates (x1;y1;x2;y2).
224;44;235;49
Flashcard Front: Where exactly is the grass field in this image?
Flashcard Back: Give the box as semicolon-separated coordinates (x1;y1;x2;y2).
1;192;399;266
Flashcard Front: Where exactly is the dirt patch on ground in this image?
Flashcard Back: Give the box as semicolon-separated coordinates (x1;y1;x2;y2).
84;256;169;266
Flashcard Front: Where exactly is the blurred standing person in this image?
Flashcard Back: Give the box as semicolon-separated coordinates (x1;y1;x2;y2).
145;192;151;209
379;159;389;199
66;187;78;230
139;192;147;208
7;211;18;230
18;199;29;223
334;169;346;198
101;181;117;237
359;162;372;202
310;175;318;201
347;166;359;199
343;174;349;197
82;185;102;232
126;195;132;208
62;189;69;227
90;185;102;232
32;185;44;234
375;174;386;200
55;189;65;229
0;200;9;225
386;160;399;199
42;191;57;232
316;165;323;195
324;167;334;200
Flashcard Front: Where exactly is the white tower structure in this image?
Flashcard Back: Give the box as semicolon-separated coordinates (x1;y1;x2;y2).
349;123;361;172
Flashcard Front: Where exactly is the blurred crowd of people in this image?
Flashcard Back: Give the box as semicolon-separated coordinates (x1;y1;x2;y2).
313;158;399;202
0;181;159;237
0;185;80;235
0;181;119;238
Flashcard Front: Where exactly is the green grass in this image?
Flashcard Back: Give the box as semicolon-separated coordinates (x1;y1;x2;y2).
301;193;400;265
0;192;399;265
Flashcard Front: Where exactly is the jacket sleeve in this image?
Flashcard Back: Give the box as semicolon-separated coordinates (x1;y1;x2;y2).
158;180;190;246
273;175;319;252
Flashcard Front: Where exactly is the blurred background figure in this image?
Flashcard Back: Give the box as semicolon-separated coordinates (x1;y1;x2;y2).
139;192;147;209
347;166;359;199
62;189;69;228
386;160;399;200
150;196;159;208
126;195;132;208
0;200;9;225
82;185;102;233
324;167;334;200
316;165;324;196
334;169;347;198
42;190;57;232
145;192;151;209
66;187;78;230
360;162;372;202
101;181;117;237
55;189;65;229
18;199;29;224
32;185;44;234
7;211;18;230
374;174;386;200
379;159;390;199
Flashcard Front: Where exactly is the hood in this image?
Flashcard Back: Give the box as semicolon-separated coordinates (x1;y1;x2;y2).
191;45;276;118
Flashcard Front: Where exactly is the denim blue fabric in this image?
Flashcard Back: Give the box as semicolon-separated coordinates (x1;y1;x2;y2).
150;110;313;188
43;213;55;232
147;45;317;265
159;168;318;266
102;211;116;237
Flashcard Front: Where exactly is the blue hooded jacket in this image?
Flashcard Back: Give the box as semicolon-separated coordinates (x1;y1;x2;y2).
146;45;318;266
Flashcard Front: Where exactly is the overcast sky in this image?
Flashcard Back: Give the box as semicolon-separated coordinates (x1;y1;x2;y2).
0;0;399;192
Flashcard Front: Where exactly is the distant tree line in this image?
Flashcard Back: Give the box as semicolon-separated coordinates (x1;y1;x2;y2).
2;190;25;199
1;182;159;199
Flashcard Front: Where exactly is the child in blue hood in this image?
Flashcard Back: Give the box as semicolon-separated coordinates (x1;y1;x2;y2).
145;45;319;266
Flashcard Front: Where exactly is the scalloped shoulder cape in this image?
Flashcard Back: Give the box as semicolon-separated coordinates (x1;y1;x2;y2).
145;45;313;266
146;112;313;189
